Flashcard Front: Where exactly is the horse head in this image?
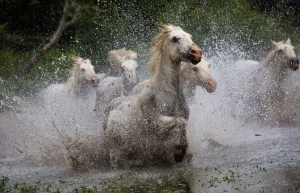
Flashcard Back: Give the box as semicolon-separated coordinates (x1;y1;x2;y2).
72;56;99;87
121;59;139;87
272;38;299;71
192;58;217;93
166;26;202;64
108;48;138;76
152;25;202;66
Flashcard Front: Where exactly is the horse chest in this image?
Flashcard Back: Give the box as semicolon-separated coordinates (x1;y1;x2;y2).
155;92;177;113
152;90;188;117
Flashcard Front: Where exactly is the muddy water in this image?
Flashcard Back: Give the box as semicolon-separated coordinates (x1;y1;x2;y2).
1;52;300;192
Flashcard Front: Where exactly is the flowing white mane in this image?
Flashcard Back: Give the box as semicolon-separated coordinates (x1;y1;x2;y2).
108;48;138;76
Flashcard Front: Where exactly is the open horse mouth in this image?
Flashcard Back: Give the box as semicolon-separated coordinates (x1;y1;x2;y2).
91;76;100;87
289;58;299;71
189;45;202;64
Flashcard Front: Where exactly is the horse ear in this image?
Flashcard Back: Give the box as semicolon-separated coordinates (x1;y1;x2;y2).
72;56;83;64
85;59;92;64
271;41;279;48
286;38;291;44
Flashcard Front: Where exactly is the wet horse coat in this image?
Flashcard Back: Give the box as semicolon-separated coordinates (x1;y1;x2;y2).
107;48;138;76
259;39;299;123
95;59;139;116
103;25;202;167
42;56;99;129
230;39;299;124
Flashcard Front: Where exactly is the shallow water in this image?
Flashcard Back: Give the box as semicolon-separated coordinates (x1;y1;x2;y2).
1;49;300;192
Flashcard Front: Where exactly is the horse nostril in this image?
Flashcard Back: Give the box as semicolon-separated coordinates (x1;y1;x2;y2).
191;50;196;54
92;77;99;85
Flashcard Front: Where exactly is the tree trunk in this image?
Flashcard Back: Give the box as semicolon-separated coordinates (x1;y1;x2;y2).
22;0;80;75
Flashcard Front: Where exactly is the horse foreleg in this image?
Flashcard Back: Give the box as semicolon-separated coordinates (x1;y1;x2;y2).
172;127;188;162
158;115;188;163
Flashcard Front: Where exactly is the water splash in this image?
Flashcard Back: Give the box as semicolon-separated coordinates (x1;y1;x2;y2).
0;42;299;187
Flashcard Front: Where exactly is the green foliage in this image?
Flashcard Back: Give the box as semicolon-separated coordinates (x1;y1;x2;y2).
1;0;300;97
0;171;192;193
157;0;300;60
0;0;64;35
0;176;11;193
247;0;300;27
73;1;163;72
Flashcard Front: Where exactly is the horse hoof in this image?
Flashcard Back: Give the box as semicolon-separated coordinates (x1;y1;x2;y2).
173;145;187;162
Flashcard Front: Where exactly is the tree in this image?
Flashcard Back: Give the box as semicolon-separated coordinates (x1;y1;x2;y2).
21;0;81;75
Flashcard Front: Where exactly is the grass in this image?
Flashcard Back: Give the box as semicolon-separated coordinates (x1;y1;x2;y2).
1;0;300;100
0;170;193;193
1;163;298;193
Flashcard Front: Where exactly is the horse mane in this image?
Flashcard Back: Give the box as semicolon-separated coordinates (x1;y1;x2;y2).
108;48;137;69
66;56;92;93
148;25;183;75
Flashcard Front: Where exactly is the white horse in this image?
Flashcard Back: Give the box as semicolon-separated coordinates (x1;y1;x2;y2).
95;59;139;115
102;25;202;167
42;56;100;130
96;48;138;81
231;39;299;124
259;39;299;123
64;56;99;95
107;48;138;76
129;57;217;102
43;56;99;97
181;58;217;99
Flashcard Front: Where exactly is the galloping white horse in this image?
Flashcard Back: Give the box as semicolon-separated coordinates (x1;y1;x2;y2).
102;25;202;167
181;57;217;100
129;57;217;102
43;56;99;98
259;39;299;123
42;56;99;129
65;56;99;95
95;59;139;115
230;39;299;124
107;48;138;76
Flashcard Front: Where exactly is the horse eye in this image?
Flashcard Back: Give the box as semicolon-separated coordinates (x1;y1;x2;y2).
172;37;179;43
192;67;198;72
81;68;86;72
278;49;284;54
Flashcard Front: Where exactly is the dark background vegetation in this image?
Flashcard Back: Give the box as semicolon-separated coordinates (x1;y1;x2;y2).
0;0;300;96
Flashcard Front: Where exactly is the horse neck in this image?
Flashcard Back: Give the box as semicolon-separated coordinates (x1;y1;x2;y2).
121;73;133;95
150;53;182;93
262;54;289;102
263;54;289;83
67;74;91;96
180;63;196;90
